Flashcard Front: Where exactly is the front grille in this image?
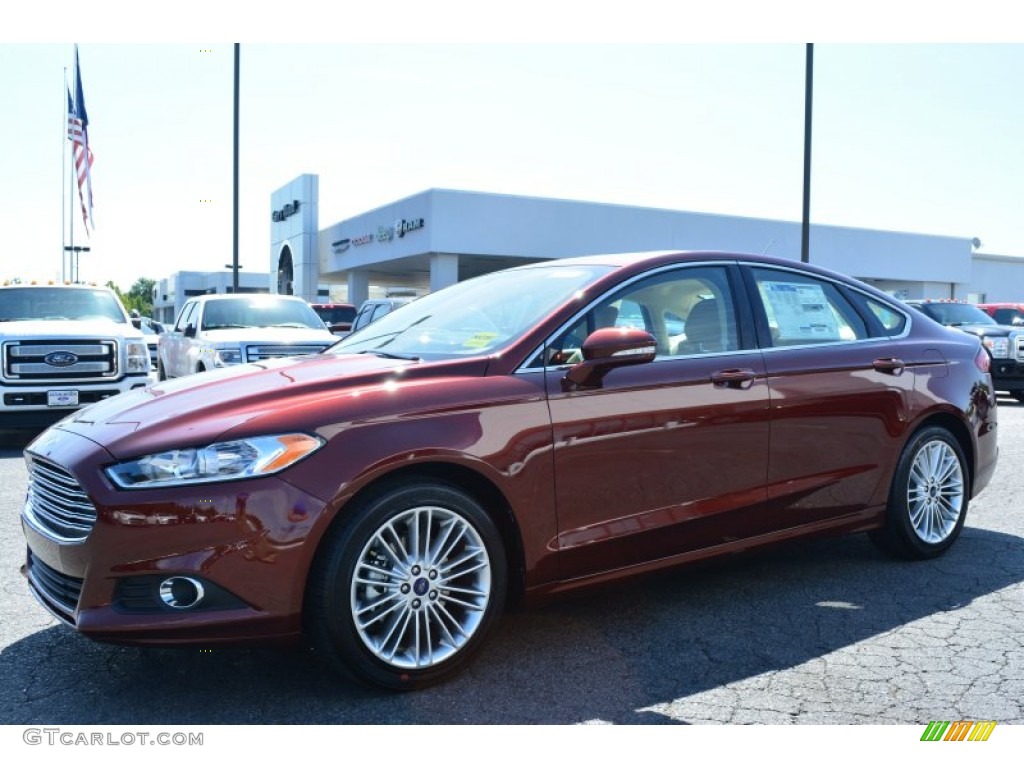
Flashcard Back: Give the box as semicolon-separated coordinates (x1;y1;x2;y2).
26;549;82;624
24;456;97;542
244;344;329;363
3;339;118;381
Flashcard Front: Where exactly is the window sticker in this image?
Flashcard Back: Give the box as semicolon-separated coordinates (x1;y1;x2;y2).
760;281;840;341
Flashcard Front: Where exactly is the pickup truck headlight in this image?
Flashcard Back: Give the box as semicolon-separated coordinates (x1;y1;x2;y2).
105;433;325;489
125;341;150;374
214;348;243;366
983;337;1009;359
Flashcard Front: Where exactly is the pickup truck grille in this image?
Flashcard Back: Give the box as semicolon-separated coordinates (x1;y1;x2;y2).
23;455;98;543
244;344;330;363
3;339;118;381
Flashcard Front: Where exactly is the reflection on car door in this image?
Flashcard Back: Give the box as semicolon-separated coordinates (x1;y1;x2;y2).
744;265;915;528
542;264;772;582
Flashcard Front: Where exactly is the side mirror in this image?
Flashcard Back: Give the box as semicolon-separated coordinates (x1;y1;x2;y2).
564;327;657;390
131;318;142;329
184;323;196;338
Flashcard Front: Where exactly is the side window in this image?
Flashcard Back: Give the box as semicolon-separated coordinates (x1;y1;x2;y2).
174;301;196;333
539;265;741;365
863;297;907;336
751;268;868;346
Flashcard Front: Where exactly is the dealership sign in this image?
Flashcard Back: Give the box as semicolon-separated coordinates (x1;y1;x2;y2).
271;200;301;222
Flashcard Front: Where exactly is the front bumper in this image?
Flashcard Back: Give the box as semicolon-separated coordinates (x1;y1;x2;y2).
20;428;330;646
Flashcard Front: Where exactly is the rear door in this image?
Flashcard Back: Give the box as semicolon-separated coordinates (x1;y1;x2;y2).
743;264;915;527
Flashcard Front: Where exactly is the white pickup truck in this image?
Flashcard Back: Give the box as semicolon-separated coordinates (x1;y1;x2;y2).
157;293;337;379
0;283;151;430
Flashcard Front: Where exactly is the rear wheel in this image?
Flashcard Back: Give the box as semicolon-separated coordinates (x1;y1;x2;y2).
870;425;968;559
306;481;507;690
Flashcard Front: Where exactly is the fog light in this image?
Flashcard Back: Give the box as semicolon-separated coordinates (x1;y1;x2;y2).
158;577;206;610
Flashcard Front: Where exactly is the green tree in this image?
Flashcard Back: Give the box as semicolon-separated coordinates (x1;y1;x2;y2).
127;278;156;317
106;278;155;317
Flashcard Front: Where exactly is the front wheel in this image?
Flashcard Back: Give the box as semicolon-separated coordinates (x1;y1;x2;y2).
870;425;969;559
305;481;507;690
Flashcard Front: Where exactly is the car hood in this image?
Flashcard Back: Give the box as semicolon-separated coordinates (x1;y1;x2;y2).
191;327;337;344
0;318;144;340
52;352;490;459
948;323;1016;338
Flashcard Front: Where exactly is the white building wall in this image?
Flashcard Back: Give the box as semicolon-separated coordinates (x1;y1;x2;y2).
961;254;1024;303
271;174;320;301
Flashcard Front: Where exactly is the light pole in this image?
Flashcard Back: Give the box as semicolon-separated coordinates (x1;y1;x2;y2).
63;245;90;282
231;43;240;294
801;43;813;264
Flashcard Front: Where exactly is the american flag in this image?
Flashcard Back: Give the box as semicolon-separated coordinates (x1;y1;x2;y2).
67;44;94;233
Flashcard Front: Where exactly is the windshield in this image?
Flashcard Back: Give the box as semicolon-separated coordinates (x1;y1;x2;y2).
0;287;127;323
314;306;356;325
333;263;612;360
917;302;996;326
201;297;326;330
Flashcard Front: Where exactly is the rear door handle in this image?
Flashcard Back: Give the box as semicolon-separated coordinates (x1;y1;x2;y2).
873;357;905;375
711;368;757;389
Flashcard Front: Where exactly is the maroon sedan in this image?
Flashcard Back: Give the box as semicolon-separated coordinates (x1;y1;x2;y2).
21;252;998;689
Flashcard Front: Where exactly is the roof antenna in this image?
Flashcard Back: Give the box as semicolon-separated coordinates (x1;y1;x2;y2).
761;238;776;255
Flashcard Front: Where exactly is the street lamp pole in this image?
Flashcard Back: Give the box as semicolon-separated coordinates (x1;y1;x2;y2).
231;43;240;294
801;43;814;264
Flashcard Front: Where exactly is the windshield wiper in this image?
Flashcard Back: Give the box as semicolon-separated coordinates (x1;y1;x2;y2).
361;349;421;361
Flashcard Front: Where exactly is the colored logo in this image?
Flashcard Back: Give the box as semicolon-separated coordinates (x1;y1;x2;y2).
44;351;79;367
921;721;996;742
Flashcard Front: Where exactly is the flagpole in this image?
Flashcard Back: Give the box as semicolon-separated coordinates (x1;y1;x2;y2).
68;51;75;276
62;66;67;283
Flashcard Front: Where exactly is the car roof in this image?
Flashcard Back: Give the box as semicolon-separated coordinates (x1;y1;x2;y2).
192;293;306;303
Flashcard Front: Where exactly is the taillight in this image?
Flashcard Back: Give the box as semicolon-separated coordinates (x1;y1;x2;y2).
975;347;991;373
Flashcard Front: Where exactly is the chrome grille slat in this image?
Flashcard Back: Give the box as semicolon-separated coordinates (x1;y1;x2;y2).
24;456;97;542
11;343;111;356
245;344;329;362
11;362;111;375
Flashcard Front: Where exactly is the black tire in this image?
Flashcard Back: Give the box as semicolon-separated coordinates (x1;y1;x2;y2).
305;480;507;690
870;425;969;560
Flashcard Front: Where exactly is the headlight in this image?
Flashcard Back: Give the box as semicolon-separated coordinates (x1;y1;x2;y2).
983;337;1009;359
105;433;325;489
214;348;243;366
125;341;149;373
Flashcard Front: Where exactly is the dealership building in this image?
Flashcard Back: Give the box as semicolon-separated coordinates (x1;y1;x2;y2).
152;173;1024;323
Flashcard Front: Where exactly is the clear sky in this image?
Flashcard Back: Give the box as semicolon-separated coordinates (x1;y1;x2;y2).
2;3;1023;292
